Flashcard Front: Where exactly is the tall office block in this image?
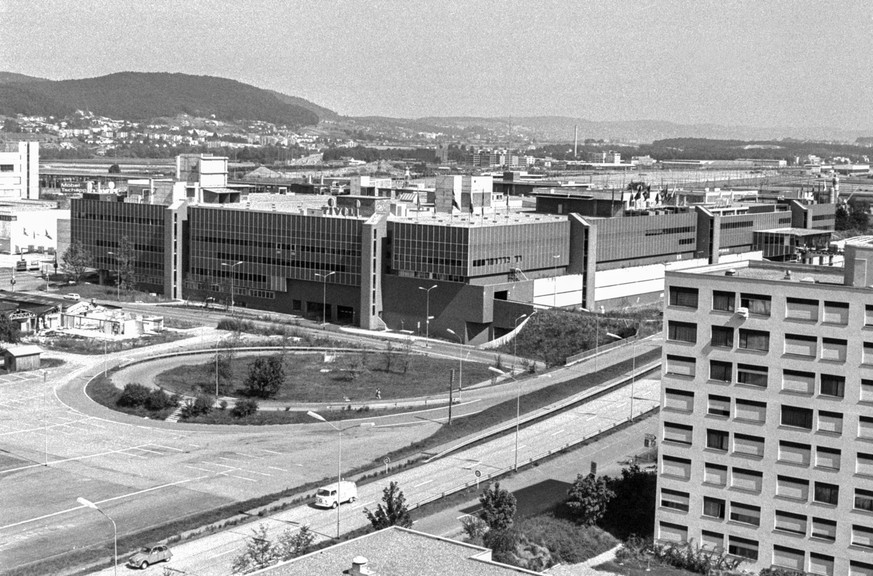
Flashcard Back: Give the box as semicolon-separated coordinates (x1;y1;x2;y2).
0;141;38;199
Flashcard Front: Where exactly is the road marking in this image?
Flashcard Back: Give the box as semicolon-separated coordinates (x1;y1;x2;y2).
257;448;282;455
184;465;213;473
224;473;258;483
119;450;147;459
351;500;375;510
218;456;245;463
203;461;236;469
516;445;526;451
414;479;433;488
267;466;287;472
245;470;271;477
151;444;184;451
128;447;163;455
551;429;565;436
211;547;239;559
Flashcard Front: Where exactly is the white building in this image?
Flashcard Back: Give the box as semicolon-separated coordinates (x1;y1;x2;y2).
0;141;39;200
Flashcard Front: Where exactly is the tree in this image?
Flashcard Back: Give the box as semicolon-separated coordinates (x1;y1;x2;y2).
232;398;259;418
835;204;851;231
114;235;137;292
602;464;656;539
244;355;285;398
364;481;412;530
0;315;21;343
108;163;121;174
849;199;871;231
478;482;517;531
566;473;615;526
274;525;315;561
231;524;275;574
61;240;93;283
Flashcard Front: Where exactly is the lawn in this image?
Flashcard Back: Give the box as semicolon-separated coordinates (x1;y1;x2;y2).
39;330;188;355
86;375;178;420
154;351;493;402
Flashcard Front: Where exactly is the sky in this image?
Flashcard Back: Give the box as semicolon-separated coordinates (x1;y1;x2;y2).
2;0;873;129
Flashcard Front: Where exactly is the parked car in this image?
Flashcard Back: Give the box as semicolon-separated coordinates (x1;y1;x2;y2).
127;545;172;569
315;481;357;508
63;293;80;302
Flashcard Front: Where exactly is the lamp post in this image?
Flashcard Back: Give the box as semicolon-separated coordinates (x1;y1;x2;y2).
580;307;600;372
77;497;117;576
306;411;372;539
314;271;336;326
221;260;244;316
552;254;560;308
43;370;48;466
607;328;637;421
106;251;119;301
446;328;463;400
418;285;437;347
491;365;523;471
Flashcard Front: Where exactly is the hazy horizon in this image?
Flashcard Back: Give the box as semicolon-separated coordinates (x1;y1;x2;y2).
2;0;872;130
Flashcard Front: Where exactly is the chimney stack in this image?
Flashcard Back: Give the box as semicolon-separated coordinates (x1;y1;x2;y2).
347;556;374;576
573;125;578;159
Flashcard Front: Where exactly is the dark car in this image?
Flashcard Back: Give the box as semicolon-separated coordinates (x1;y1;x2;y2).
126;545;172;569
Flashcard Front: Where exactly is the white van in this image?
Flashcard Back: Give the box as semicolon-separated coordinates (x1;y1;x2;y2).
315;481;357;508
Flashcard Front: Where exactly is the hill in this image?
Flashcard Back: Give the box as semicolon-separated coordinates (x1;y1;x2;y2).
0;72;47;84
0;72;319;127
267;90;338;121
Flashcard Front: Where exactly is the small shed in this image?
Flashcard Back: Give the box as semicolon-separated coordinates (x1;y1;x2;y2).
3;345;42;372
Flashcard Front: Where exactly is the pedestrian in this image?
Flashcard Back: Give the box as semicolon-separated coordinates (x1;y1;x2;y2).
375;388;381;400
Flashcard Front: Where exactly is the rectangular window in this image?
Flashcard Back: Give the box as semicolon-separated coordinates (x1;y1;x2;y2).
664;388;694;412
660;488;690;512
663;422;693;445
702;497;725;519
860;416;873;439
775;510;807;535
778;441;811;466
733;433;765;458
738;329;769;352
668;321;697;344
820;374;845;398
730;502;761;526
661;455;691;480
864;380;873;403
782;369;815;395
665;355;696;377
777;475;809;500
867;304;873;326
706;429;729;451
772;545;805;572
818;410;843;435
852;525;873;549
658;521;688;543
731;467;763;492
812;517;837;541
669;286;698;308
781;405;813;429
712;290;735;312
707;395;730;417
851;561;873;576
785;297;818;321
866;343;873;365
734;399;766;423
737;364;768;387
710;360;732;382
711;326;734;348
704;463;727;486
814;482;839;505
815;447;841;470
855;488;873;512
701;530;723;551
784;334;817;357
857;453;873;476
821;338;847;362
809;553;834;576
741;293;771;316
823;301;849;325
728;535;758;560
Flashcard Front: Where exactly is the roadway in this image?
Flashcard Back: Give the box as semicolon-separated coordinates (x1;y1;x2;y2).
85;372;661;576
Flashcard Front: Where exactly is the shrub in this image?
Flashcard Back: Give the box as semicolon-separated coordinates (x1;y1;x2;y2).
244;356;285;399
144;389;178;411
566;473;614;526
479;482;517;531
518;515;617;564
181;394;213;419
219;399;228;410
460;515;488;543
117;383;151;408
483;528;520;554
232;398;259;418
602;464;657;539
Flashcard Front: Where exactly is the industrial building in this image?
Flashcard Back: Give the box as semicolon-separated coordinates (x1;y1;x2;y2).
656;245;873;574
70;155;836;345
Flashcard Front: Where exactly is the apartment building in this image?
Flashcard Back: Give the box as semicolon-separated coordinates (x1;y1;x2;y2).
657;243;873;575
0;141;39;200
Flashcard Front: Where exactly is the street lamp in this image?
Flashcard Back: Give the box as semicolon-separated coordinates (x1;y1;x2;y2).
579;307;600;372
314;271;336;326
43;370;48;466
306;411;373;539
446;328;463;400
490;365;523;471
607;328;637;421
77;497;117;576
552;254;561;308
221;260;244;316
418;285;437;347
106;251;119;301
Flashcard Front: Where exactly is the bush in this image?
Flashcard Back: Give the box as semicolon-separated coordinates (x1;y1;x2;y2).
144;389;178;411
518;515;617;565
244;356;285;399
601;464;657;539
483;528;520;554
232;398;259;418
460;515;488;543
181;394;213;419
117;383;151;408
566;473;614;526
479;482;517;531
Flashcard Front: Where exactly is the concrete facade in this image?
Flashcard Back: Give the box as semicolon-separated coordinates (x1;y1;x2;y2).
0;142;38;200
657;247;873;575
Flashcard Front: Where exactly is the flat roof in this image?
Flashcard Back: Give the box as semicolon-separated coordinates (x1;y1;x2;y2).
258;527;538;576
389;210;566;228
675;260;844;284
755;227;831;237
